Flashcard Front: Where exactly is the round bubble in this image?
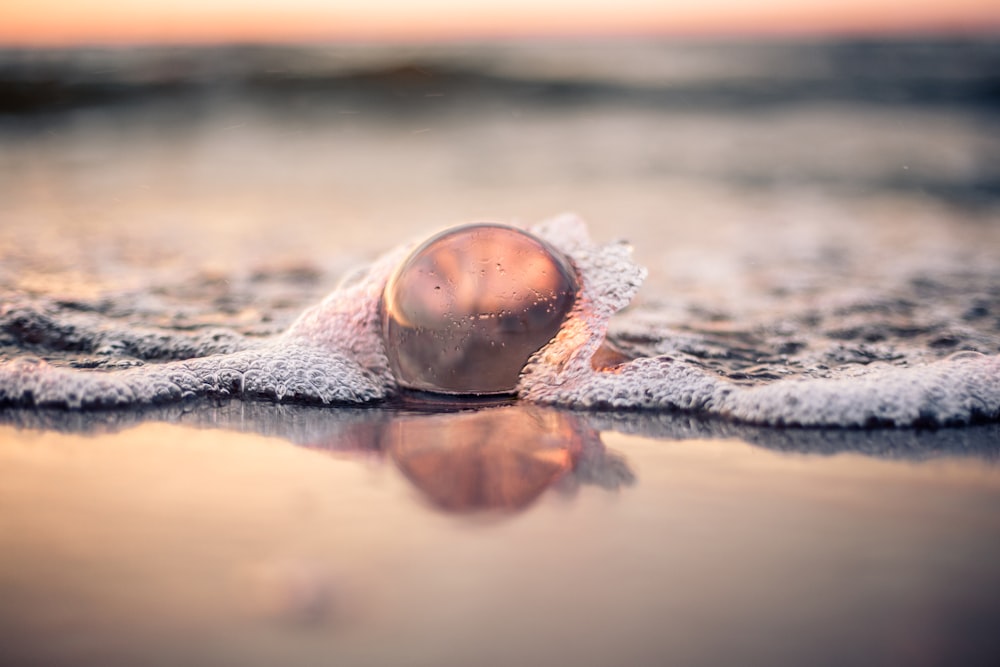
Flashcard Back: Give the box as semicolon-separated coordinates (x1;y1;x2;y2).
380;223;578;395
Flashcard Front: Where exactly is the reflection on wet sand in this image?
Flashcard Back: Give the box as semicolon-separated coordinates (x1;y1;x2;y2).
304;404;634;513
0;398;636;516
2;408;1000;667
2;398;997;463
388;410;577;512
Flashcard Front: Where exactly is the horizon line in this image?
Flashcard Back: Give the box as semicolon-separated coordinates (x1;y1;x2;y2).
3;23;999;49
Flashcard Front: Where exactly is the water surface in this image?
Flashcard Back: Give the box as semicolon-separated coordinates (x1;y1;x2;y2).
2;407;999;666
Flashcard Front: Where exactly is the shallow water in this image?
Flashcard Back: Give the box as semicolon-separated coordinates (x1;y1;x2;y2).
1;38;1000;664
2;407;1000;667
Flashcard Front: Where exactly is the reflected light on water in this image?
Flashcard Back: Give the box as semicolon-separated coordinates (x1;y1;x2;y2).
306;403;632;514
1;417;999;666
388;408;578;512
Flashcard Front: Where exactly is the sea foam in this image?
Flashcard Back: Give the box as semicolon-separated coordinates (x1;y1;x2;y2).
1;214;998;427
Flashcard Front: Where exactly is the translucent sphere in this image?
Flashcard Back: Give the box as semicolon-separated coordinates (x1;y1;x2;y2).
381;224;578;395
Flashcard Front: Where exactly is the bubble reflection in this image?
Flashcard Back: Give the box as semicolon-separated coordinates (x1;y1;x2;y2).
388;407;577;512
308;404;634;515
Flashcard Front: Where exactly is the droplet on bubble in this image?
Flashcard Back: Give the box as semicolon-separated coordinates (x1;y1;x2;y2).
380;223;578;395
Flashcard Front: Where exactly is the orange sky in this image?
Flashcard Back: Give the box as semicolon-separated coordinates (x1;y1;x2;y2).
2;0;999;45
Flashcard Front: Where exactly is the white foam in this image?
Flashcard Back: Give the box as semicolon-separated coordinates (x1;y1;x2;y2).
520;215;1000;426
2;214;998;427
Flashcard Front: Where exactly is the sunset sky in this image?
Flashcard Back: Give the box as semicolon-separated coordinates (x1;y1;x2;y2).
2;0;999;45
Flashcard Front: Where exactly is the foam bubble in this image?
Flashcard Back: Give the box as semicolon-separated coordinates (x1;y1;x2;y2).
381;224;577;394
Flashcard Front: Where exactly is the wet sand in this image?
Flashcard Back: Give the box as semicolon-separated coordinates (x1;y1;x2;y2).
2;415;999;667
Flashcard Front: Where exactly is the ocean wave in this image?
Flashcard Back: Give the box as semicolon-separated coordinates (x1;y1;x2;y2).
2;214;997;428
3;38;999;115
